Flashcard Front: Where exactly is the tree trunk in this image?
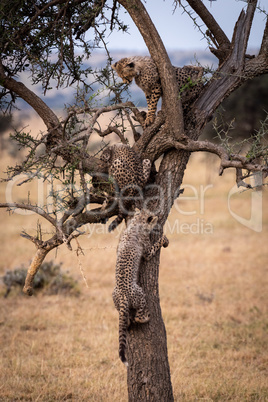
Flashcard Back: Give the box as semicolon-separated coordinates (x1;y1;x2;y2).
127;252;173;401
126;150;190;400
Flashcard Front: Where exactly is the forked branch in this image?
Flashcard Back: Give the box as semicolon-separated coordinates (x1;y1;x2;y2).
0;193;119;295
185;0;231;62
195;5;267;131
0;202;56;225
173;137;268;183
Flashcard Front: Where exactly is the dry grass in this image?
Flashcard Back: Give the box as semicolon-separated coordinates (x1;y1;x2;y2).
0;138;267;401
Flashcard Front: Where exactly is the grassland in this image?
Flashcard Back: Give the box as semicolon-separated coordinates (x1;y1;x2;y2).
0;141;267;401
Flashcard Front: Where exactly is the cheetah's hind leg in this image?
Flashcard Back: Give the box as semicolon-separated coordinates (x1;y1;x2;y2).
132;285;150;324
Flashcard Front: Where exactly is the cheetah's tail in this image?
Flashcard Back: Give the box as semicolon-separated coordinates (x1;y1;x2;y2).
119;300;129;366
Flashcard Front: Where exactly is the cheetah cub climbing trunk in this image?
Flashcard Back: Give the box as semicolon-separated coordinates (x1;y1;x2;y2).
113;208;169;365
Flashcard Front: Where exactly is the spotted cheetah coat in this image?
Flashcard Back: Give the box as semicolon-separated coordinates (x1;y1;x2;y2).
113;208;169;364
100;144;151;231
112;56;204;126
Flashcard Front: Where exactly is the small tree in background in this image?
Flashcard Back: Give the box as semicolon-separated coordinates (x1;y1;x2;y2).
0;0;267;400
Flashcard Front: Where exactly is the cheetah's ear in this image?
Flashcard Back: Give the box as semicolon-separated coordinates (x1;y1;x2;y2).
127;62;135;68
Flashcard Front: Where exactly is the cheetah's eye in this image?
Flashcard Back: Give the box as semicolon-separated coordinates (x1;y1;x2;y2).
147;216;154;223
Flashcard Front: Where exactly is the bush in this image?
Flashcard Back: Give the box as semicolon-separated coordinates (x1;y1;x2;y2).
2;261;80;297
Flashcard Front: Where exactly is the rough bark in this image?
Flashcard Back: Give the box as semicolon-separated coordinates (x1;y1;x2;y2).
127;252;173;401
23;248;52;296
126;150;190;401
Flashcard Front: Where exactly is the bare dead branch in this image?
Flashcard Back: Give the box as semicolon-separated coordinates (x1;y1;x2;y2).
56;223;73;251
223;1;257;73
195;10;255;132
244;1;258;50
260;15;268;56
94;126;128;144
0;202;56;225
20;231;44;247
63;102;141;145
69;101;138;116
186;0;230;62
123;108;141;142
11;195;119;296
23;247;56;296
173;138;268;176
66;230;85;246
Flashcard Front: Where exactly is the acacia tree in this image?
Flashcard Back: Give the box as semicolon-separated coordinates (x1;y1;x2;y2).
0;0;267;400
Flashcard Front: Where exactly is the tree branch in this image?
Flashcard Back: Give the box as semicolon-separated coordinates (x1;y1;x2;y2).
242;0;258;57
94;126;128;144
0;60;60;132
0;202;56;225
173;138;268;177
260;14;268;57
133;112;166;157
65;102;138;145
186;0;231;62
194;6;266;134
23;247;55;296
16;0;76;36
1;195;119;296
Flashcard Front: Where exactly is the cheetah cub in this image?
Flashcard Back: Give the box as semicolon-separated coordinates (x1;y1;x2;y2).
113;208;169;365
100;144;151;231
112;56;204;127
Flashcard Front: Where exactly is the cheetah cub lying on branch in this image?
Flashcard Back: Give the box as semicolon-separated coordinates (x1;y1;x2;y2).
100;144;151;231
112;56;204;127
113;208;169;365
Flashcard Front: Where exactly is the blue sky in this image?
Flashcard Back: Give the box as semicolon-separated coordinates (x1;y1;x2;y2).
106;0;267;51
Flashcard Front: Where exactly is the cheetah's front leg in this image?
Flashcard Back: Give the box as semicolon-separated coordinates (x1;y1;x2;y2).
145;84;162;127
142;159;152;184
143;235;169;261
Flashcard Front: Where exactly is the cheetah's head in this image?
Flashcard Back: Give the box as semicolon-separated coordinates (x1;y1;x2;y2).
112;58;137;84
133;208;158;232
